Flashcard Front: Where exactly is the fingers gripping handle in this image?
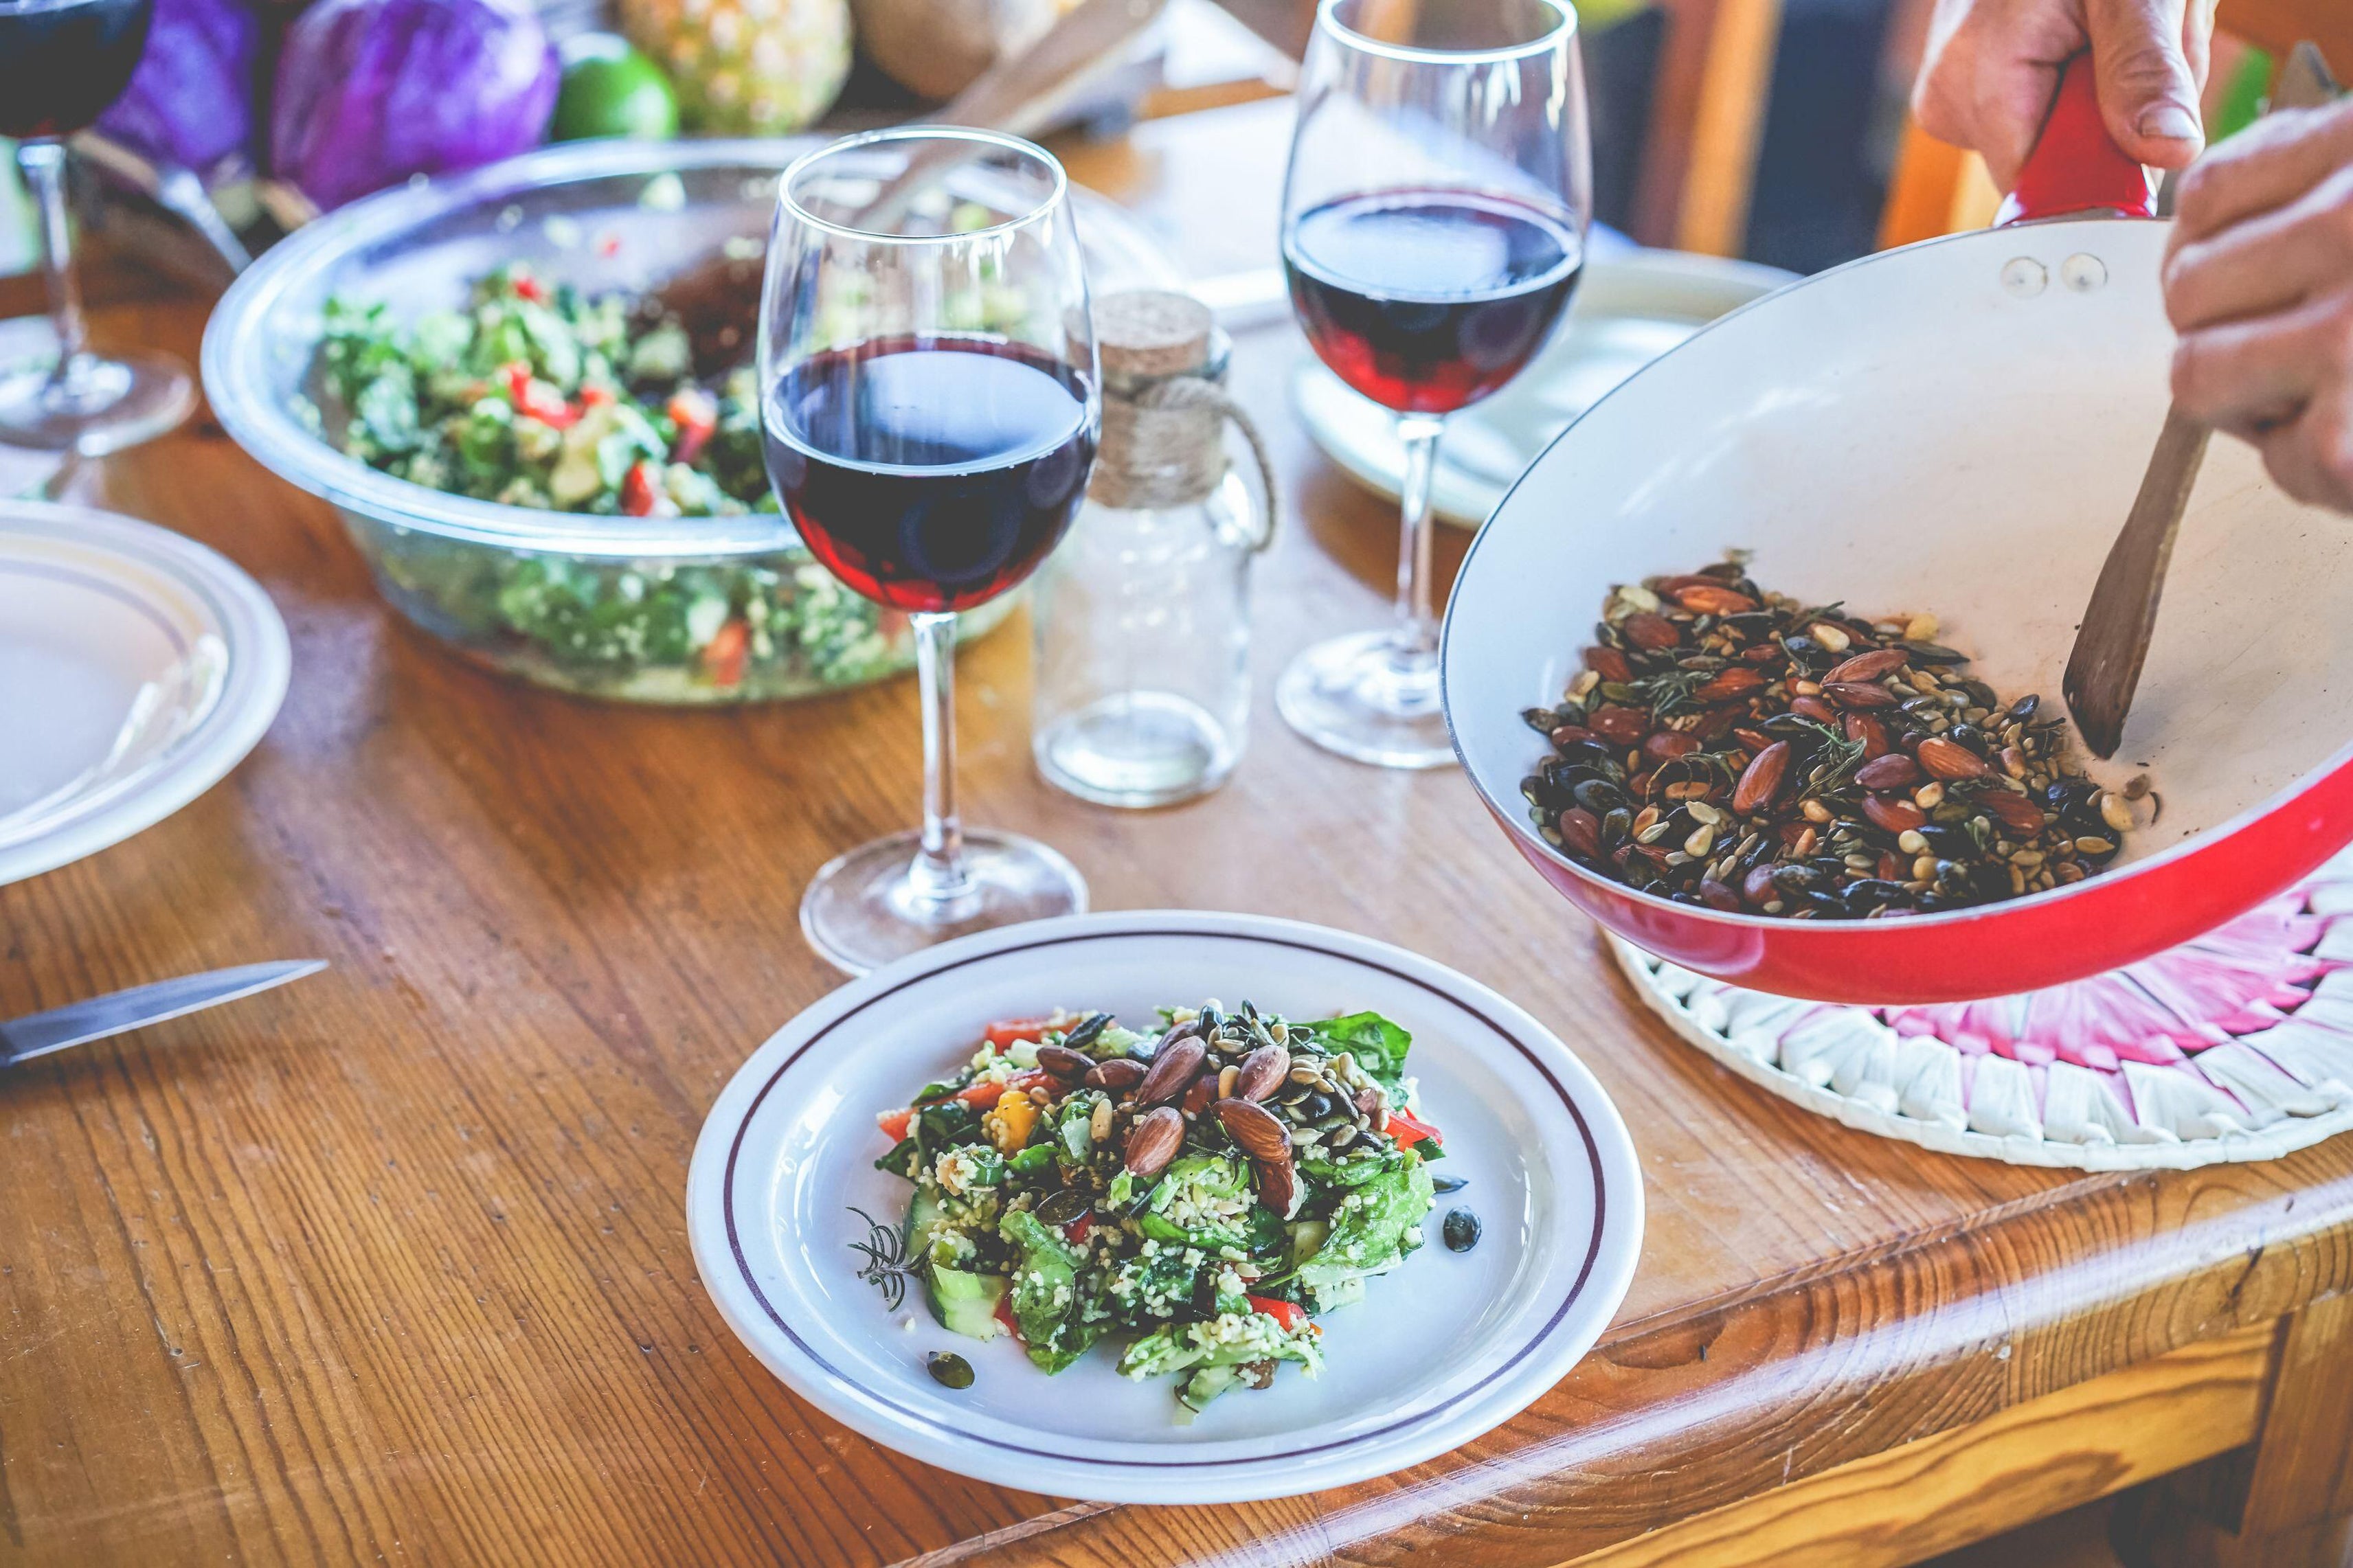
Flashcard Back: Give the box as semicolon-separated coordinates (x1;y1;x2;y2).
1997;53;2159;225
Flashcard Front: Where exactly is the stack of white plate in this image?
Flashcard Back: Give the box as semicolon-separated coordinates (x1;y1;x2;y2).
0;500;288;886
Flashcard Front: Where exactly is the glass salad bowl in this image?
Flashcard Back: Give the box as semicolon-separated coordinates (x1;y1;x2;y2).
202;138;1179;704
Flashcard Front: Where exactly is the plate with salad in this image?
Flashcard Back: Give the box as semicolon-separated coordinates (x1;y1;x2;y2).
686;911;1642;1503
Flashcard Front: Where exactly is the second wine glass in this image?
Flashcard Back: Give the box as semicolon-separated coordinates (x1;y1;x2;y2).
0;0;195;454
1278;0;1590;769
763;128;1098;975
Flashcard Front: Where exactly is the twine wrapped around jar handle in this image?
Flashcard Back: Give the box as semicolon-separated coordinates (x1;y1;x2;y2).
1086;292;1279;551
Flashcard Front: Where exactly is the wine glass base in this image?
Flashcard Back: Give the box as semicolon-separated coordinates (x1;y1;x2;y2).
0;350;194;455
1277;629;1456;770
800;827;1090;976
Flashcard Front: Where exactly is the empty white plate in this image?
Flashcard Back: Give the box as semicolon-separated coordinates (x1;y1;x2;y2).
686;910;1643;1503
0;499;289;886
1295;249;1797;526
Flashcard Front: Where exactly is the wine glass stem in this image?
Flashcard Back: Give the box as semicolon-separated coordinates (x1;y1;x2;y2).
909;610;973;911
17;141;91;393
1392;413;1446;670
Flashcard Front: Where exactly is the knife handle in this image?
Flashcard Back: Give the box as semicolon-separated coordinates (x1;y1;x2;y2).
1999;53;2158;226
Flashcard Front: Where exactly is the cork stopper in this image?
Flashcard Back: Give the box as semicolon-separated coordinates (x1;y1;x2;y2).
1094;291;1215;379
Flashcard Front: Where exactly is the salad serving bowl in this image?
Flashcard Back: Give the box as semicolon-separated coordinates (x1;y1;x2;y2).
203;138;1178;705
1444;213;2353;1005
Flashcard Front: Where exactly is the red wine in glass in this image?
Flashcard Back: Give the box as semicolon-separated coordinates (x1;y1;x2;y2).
763;336;1096;613
0;0;157;139
1285;190;1583;415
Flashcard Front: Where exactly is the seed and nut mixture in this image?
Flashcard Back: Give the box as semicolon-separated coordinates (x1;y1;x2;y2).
1520;559;2144;918
862;1005;1447;1420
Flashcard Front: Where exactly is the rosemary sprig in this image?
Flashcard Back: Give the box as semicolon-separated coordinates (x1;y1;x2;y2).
1630;666;1709;718
1795;718;1868;797
847;1205;923;1313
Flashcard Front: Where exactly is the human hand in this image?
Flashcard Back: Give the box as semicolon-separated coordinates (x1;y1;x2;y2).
2167;99;2353;512
1913;0;2213;189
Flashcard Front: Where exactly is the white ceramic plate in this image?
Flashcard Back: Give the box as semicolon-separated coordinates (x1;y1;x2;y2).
686;911;1642;1503
0;500;290;886
1295;250;1796;526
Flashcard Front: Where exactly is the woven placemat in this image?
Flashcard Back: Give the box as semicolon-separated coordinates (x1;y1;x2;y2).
1613;850;2353;1170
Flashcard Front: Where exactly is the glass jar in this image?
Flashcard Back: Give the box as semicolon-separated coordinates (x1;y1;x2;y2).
1031;293;1274;807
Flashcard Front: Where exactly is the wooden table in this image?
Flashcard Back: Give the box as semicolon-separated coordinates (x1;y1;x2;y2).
4;100;2352;1568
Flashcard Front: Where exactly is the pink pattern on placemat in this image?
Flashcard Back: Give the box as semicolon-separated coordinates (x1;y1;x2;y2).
1881;892;2339;1067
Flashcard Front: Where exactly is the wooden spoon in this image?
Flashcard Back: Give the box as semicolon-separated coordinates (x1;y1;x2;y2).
2062;43;2341;758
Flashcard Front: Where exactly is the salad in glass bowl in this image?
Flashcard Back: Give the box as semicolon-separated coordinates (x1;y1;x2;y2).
863;1004;1446;1420
203;139;1178;704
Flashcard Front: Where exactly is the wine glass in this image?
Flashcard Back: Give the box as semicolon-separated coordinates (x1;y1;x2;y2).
1278;0;1590;769
763;128;1099;975
0;0;195;454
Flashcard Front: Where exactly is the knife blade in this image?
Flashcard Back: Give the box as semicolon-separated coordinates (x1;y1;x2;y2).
1;961;326;1067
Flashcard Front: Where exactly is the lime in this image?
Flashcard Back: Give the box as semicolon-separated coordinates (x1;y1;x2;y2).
552;34;680;142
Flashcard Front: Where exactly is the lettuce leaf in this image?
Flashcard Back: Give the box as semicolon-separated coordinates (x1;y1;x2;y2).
1294;1155;1435;1312
1300;1011;1412;1090
998;1209;1101;1373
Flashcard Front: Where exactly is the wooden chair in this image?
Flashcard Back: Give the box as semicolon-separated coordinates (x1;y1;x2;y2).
1630;0;1785;255
1880;0;2353;249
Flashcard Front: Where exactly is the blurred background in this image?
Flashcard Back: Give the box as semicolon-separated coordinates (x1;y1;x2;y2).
0;0;2291;288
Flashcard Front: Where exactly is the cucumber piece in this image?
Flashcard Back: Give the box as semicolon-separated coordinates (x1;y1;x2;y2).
924;1261;1009;1340
1177;1363;1248;1419
905;1189;947;1254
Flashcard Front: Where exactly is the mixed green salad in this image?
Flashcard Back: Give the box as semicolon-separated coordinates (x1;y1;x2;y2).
319;264;765;517
865;1005;1448;1420
309;264;976;703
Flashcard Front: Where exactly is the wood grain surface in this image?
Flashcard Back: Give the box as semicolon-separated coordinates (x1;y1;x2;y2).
1563;1324;2275;1568
3;100;2352;1568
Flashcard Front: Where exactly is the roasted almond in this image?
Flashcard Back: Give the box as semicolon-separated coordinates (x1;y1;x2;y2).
1844;712;1890;759
1675;584;1758;615
1559;807;1601;857
1823;681;1899;709
1982;790;2047;833
1135;1035;1206;1106
1588;705;1648;744
1235;1044;1291;1102
1123;1106;1184;1177
1862;793;1927;834
1916;736;1992;780
1742;864;1780;906
1182;1076;1217;1116
1854;753;1920;790
1034;1042;1094;1080
1621;611;1681;650
1732;740;1790;814
1584;645;1632;683
1695;667;1764;702
1789;695;1838;724
1213;1098;1293;1161
1643;730;1700;763
1822;648;1909;684
1085;1057;1146;1093
1253;1156;1300;1218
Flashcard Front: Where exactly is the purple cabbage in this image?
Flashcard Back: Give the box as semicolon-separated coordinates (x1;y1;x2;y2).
95;0;261;175
271;0;561;212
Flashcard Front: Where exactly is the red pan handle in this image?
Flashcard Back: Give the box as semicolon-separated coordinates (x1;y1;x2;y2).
1996;52;2159;225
